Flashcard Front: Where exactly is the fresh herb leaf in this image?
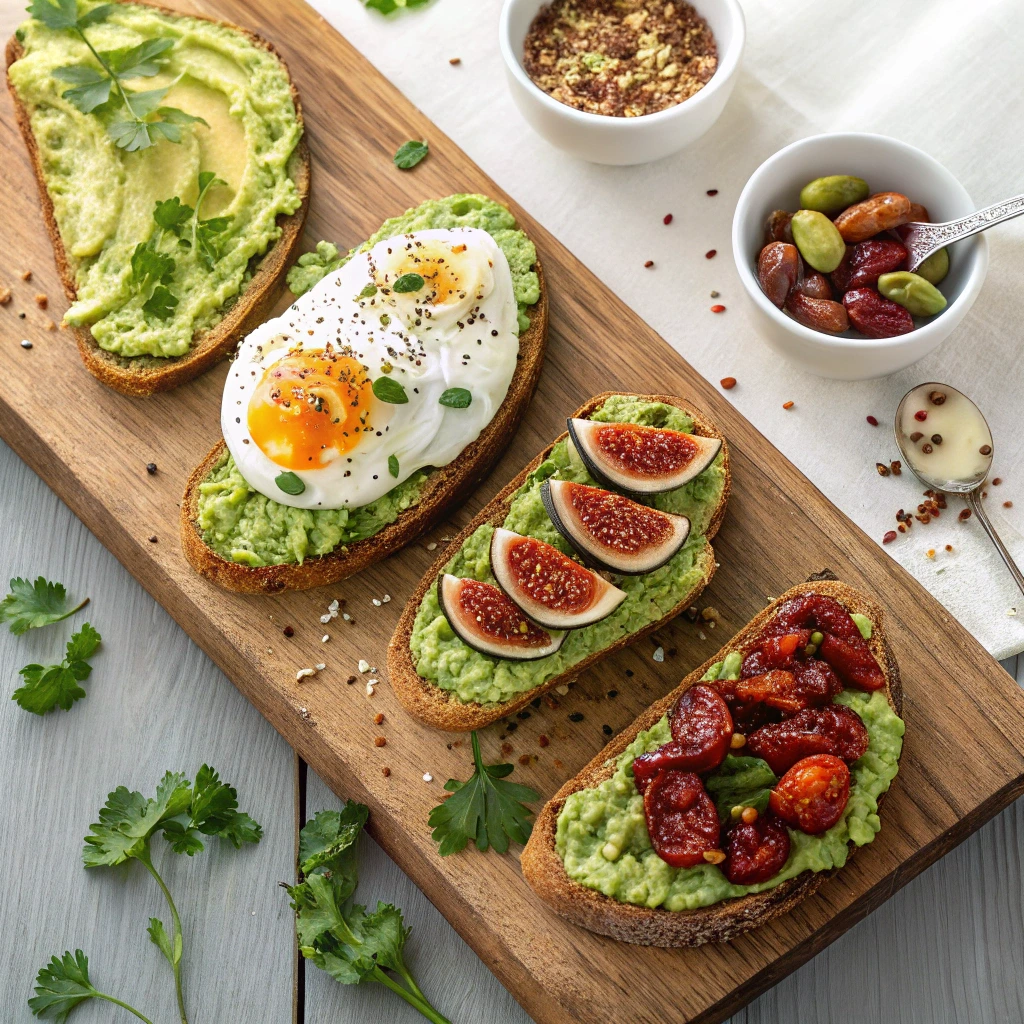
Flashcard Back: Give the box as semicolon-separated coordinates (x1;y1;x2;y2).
26;0;82;32
372;376;409;404
101;37;174;79
704;755;777;823
51;64;113;112
106;118;153;151
388;454;400;478
358;283;378;299
190;172;228;269
82;767;261;1024
153;196;193;231
428;732;539;855
0;576;89;634
286;806;451;1023
13;623;101;716
438;387;471;409
363;0;432;13
275;471;305;496
392;272;424;294
130;243;175;290
28;948;155;1023
142;285;178;320
393;140;428;170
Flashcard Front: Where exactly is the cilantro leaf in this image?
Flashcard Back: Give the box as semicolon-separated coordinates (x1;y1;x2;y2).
28;948;155;1022
153;196;193;232
0;576;88;634
12;623;101;716
101;37;173;79
428;732;539;855
704;755;777;824
287;802;451;1022
26;0;80;32
142;284;178;320
393;140;428;170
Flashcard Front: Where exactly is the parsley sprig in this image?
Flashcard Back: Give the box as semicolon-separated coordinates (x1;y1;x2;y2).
428;731;540;855
286;803;452;1024
0;575;89;634
28;0;207;151
13;622;101;715
129;172;229;319
82;767;262;1024
29;949;154;1022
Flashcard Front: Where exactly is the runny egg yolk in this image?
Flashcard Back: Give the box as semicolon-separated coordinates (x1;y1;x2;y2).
247;350;372;471
377;239;485;310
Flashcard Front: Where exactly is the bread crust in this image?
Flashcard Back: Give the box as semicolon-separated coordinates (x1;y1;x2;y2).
179;253;549;593
5;0;311;397
519;577;904;947
387;393;731;731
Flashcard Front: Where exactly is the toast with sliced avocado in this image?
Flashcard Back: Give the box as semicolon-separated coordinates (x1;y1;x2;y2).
520;577;904;947
388;393;731;731
6;0;310;396
180;194;548;594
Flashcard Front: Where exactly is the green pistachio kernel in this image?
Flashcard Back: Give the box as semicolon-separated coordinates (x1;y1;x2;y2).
878;271;948;317
851;613;873;640
791;210;847;273
720;650;743;681
799;175;870;216
916;247;950;286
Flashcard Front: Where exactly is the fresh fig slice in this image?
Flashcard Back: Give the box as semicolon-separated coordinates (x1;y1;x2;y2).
437;575;565;661
540;479;691;575
489;528;626;630
567;418;721;494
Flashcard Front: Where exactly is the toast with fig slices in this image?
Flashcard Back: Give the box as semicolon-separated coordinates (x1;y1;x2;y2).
388;392;731;731
6;0;310;396
520;576;904;947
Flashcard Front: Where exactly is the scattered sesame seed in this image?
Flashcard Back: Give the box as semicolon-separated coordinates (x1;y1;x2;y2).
382;594;391;604
322;634;330;643
423;773;433;782
427;542;437;551
315;663;325;671
20;339;32;350
555;684;570;695
296;667;316;680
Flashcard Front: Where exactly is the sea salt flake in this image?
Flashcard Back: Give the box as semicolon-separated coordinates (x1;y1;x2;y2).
653;646;665;662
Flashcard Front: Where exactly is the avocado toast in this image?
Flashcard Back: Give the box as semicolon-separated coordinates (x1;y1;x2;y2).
180;194;548;593
6;0;310;396
388;393;731;731
520;578;904;947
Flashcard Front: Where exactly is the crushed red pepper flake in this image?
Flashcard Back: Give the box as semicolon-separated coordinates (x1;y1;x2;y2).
644;260;654;268
501;741;514;755
866;415;879;426
663;213;673;225
710;304;726;313
373;712;384;725
705;249;717;259
706;189;718;196
374;736;386;747
1005;501;1014;508
720;376;736;389
382;766;391;777
538;734;550;747
882;530;897;544
782;400;794;410
959;509;972;521
518;754;531;766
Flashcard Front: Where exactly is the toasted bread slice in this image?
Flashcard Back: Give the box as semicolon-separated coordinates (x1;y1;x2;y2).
388;393;731;731
520;575;903;947
5;2;311;397
179;254;548;594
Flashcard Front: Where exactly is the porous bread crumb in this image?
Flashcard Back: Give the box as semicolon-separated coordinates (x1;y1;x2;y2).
0;288;11;305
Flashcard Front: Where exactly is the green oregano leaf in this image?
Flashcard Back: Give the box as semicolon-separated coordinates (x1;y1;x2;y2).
275;471;305;496
438;388;472;409
358;283;378;299
392;272;424;294
387;454;400;478
393;140;429;170
372;377;409;404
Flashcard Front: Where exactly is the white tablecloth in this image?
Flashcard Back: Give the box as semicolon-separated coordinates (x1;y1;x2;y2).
309;0;1024;659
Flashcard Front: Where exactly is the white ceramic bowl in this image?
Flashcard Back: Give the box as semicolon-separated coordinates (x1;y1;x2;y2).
499;0;745;166
732;133;989;380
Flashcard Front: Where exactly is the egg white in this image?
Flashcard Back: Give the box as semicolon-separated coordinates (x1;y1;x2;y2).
221;228;520;510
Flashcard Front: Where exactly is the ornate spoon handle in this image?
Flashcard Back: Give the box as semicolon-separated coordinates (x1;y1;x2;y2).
905;194;1024;270
966;489;1024;599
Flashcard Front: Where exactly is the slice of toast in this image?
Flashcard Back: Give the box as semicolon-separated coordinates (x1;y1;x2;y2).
388;393;731;731
179;252;548;594
520;576;903;947
5;1;311;397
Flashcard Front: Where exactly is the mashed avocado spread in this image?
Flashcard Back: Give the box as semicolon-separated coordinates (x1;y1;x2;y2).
196;195;540;567
9;1;303;358
555;680;904;912
410;396;727;705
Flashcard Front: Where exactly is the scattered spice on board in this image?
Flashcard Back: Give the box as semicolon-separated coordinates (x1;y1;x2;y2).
705;249;717;259
568;712;584;723
720;376;736;389
663;213;673;225
449;57;461;65
707;189;718;196
34;294;47;309
710;304;726;313
20;340;32;350
538;734;550;747
0;288;11;305
782;401;794;410
866;415;879;426
374;736;386;748
644;260;654;268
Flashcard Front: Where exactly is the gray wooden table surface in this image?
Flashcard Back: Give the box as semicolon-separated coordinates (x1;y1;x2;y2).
2;439;1023;1024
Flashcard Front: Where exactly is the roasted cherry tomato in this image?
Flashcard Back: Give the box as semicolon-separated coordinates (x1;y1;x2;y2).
747;705;869;775
643;770;722;868
769;754;851;835
741;631;810;676
669;685;734;768
769;593;864;642
724;813;791;885
818;634;885;691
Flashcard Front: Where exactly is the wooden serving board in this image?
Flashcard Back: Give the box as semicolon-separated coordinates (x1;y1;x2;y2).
3;3;1024;1022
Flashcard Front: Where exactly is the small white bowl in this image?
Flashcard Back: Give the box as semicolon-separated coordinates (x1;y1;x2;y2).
499;0;745;166
732;133;989;380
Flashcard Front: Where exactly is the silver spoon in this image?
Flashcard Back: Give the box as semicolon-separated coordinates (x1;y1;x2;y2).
901;193;1024;271
894;382;1024;597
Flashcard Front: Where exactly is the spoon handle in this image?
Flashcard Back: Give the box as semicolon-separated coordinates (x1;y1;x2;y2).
966;490;1024;598
905;194;1024;270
